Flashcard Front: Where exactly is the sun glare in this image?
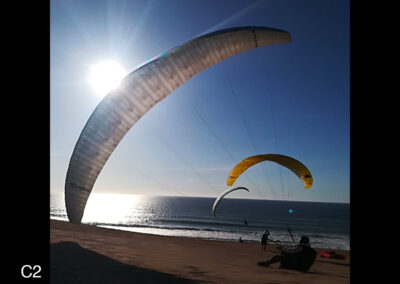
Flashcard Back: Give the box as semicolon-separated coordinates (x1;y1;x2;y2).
83;193;143;224
88;60;127;97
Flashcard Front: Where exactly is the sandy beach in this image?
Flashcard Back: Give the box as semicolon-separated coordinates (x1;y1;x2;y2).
50;219;350;283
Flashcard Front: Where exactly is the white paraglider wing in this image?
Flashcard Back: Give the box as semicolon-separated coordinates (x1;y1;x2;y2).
212;186;250;217
65;26;292;224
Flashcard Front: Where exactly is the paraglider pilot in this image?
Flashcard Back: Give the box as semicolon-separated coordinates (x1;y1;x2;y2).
261;230;270;250
257;236;317;271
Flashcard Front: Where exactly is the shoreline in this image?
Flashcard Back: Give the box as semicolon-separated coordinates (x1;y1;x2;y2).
51;219;350;283
51;216;349;251
98;224;348;251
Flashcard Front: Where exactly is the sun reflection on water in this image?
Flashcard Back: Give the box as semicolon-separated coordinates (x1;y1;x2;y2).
82;193;145;224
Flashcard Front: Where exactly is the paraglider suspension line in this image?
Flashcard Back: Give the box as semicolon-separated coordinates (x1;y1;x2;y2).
252;30;259;48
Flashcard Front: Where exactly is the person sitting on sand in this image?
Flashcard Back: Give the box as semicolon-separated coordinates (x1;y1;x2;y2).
257;236;317;271
261;230;269;250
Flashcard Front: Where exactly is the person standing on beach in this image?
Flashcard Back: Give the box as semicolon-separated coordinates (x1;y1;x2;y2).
257;236;317;271
261;230;269;250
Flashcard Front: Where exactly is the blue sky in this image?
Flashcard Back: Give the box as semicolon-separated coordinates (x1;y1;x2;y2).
50;0;350;203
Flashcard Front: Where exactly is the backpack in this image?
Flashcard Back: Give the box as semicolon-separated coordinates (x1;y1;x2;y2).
280;246;317;271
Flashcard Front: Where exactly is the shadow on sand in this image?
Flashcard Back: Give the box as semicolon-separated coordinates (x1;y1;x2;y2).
50;241;198;284
318;260;350;267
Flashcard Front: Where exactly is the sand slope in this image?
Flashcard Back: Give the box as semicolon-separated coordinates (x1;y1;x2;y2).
50;220;349;283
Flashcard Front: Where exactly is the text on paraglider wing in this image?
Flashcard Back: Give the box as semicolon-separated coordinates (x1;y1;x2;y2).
70;182;91;193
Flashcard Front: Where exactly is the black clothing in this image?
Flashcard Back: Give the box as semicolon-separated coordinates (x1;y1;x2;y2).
258;244;317;271
280;246;317;271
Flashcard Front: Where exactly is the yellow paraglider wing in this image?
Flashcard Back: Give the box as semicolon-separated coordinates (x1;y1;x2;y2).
227;154;313;189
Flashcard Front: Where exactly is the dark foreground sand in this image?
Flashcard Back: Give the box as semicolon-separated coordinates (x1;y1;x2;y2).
50;220;350;283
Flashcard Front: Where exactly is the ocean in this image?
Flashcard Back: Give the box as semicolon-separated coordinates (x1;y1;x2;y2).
50;193;350;250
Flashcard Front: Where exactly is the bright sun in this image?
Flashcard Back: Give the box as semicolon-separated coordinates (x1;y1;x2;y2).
88;60;127;97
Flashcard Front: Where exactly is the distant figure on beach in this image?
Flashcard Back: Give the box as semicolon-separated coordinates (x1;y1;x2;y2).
239;237;244;243
257;236;317;271
244;219;248;226
261;230;269;250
